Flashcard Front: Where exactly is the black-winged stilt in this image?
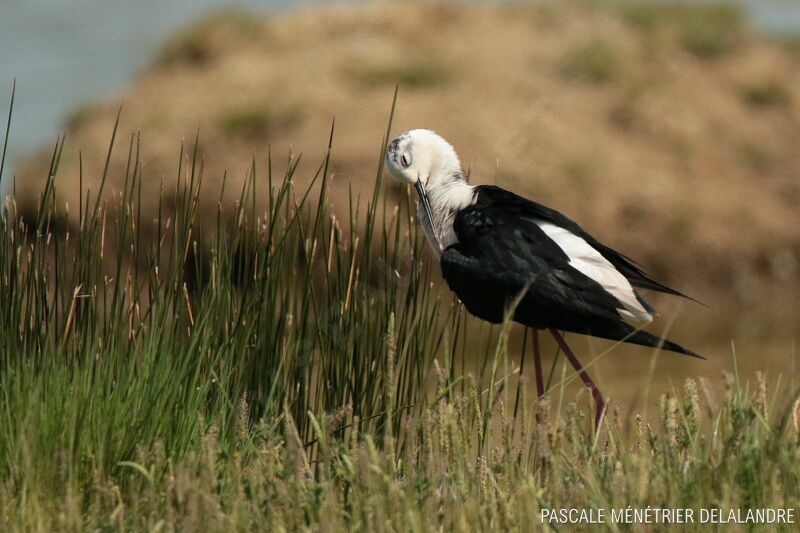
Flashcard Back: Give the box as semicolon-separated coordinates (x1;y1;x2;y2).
386;129;701;428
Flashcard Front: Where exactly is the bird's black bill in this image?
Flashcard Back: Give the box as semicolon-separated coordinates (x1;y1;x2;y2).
415;179;441;250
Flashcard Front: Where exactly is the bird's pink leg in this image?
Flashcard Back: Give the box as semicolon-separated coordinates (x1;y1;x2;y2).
531;328;546;424
549;329;606;430
531;328;545;398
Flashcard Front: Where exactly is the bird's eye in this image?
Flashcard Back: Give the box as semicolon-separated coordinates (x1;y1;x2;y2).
401;154;411;168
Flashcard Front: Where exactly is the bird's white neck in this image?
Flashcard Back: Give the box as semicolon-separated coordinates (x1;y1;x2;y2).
419;174;475;254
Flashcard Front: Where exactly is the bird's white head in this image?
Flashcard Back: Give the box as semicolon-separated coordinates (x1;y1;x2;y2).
386;129;463;188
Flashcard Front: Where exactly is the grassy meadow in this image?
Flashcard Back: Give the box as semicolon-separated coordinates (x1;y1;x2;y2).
0;89;798;531
16;1;800;389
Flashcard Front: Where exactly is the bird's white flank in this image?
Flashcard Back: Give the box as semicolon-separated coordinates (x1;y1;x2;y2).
535;222;653;323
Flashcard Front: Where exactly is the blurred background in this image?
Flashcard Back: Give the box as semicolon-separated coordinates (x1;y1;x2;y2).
1;0;799;161
1;0;799;408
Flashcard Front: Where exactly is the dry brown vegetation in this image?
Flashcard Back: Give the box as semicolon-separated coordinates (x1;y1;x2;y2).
17;2;800;353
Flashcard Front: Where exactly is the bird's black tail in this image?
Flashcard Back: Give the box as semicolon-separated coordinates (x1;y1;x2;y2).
579;321;703;359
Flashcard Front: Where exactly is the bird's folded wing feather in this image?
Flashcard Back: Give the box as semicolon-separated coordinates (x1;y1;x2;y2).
443;200;650;323
470;185;691;299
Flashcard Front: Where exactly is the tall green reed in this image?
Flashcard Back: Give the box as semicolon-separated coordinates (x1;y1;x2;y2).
0;95;462;500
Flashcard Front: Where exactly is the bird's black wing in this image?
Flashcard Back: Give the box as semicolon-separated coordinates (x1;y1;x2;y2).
441;199;631;326
441;186;700;357
471;185;692;299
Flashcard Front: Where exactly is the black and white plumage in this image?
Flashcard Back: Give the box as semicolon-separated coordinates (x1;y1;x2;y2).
386;128;700;427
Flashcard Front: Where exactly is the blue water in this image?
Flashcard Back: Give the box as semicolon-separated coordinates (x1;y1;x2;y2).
0;0;305;174
0;0;798;172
